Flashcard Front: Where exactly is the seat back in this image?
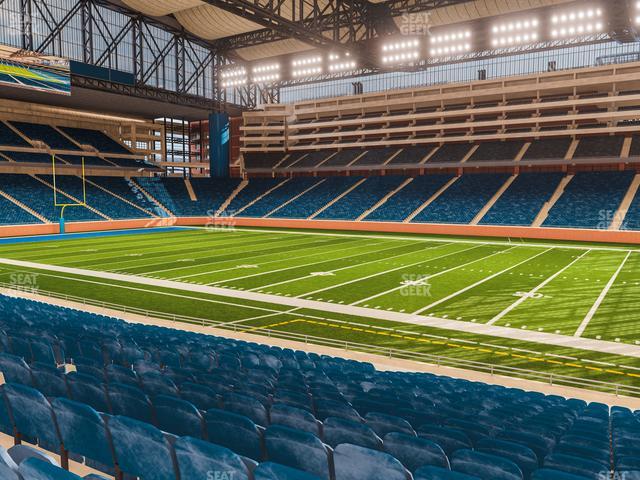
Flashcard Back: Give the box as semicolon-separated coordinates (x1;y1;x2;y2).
255;462;324;480
383;432;449;472
154;395;204;438
174;436;249;480
271;403;320;436
18;457;82;479
451;450;523;480
264;425;331;480
107;415;177;480
205;408;263;461
333;443;409;480
323;417;382;450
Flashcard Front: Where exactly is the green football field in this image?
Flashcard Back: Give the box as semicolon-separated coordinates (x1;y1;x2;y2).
1;227;639;392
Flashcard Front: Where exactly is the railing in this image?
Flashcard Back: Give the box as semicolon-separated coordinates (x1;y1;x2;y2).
2;283;639;399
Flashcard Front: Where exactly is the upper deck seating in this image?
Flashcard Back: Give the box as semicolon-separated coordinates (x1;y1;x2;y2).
469;141;524;162
573;136;624;158
0;122;30;147
60;127;131;155
10;122;81;151
522;139;571;161
427;144;473;164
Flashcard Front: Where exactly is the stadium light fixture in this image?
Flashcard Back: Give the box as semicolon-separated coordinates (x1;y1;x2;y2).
429;29;472;57
220;66;247;88
328;52;357;73
636;1;640;25
251;62;281;84
292;55;323;78
549;7;604;39
381;39;421;65
491;18;540;47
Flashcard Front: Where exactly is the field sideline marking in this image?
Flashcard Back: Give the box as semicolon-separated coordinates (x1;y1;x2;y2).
1;257;639;358
487;249;592;326
248;242;454;292
412;247;554;315
211;226;639;253
351;245;519;306
574;251;633;338
206;239;400;285
248;318;640;380
294;244;479;298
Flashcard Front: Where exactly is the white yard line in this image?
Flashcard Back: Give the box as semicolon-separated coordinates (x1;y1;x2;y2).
206;240;397;285
247;242;455;293
299;244;483;299
411;248;554;315
487;249;592;326
574;251;633;338
352;245;518;306
211;226;639;253
171;238;384;280
1;257;639;358
101;234;297;272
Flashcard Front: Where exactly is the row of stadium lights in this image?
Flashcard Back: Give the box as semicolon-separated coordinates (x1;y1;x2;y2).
222;4;612;87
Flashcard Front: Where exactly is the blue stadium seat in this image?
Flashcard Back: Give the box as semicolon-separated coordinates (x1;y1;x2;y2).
174;436;250;480
333;443;410;480
66;373;110;414
254;462;323;480
18;457;82;479
153;395;204;438
476;438;538;479
383;432;450;472
104;364;138;387
31;363;68;399
531;469;592;480
178;383;219;411
322;417;382;450
264;425;331;479
270;403;320;436
415;465;481;479
451;450;523;480
107;415;177;480
3;383;62;453
365;412;415;437
106;382;154;424
205;408;263;461
418;425;473;457
139;372;179;398
543;454;609;480
223;392;269;427
0;353;33;385
51;398;115;474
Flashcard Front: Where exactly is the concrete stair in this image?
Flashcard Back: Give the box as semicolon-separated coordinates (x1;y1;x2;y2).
130;179;175;217
84;178;158;218
234;178;289;216
531;174;574;227
217;180;248;216
356;177;414;221
471;175;517;225
0;189;50;224
184;179;197;201
309;177;367;219
404;176;458;223
266;179;325;217
610;173;640;231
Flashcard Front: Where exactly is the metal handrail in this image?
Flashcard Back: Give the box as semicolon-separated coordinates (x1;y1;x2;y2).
1;282;638;398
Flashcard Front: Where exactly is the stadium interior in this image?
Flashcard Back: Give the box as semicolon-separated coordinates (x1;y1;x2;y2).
0;0;640;479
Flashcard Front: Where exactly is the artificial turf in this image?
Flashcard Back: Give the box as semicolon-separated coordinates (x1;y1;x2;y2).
1;227;639;392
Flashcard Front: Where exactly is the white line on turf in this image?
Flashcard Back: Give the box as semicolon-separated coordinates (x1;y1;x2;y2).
411;247;555;314
246;242;455;292
1;257;639;358
486;249;592;326
205;239;398;285
574;250;633;338
205;226;638;253
299;244;483;299
351;245;519;307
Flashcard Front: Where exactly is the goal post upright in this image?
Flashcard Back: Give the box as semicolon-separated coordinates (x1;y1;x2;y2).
52;153;87;234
